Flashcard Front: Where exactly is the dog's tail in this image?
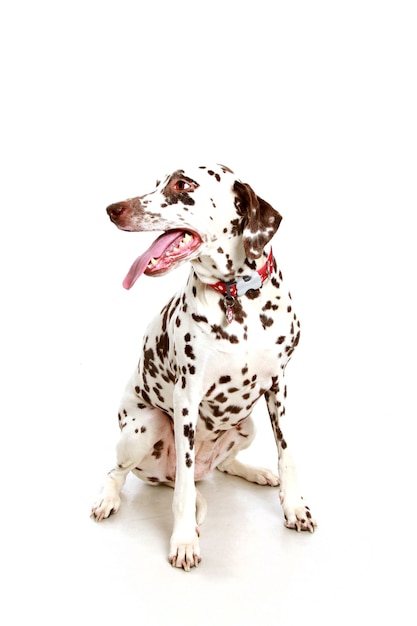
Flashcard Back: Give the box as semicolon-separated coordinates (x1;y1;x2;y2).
196;488;207;525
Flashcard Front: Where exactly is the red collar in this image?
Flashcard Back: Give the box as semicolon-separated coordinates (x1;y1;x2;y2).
208;248;275;298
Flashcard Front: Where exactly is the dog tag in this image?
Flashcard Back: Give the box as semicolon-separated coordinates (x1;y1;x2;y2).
236;272;262;296
226;305;235;324
224;296;236;323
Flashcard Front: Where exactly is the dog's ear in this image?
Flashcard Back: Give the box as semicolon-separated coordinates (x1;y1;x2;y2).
233;180;282;259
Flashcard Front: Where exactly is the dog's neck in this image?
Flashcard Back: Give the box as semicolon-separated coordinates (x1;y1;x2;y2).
208;247;274;298
189;246;275;324
190;245;274;291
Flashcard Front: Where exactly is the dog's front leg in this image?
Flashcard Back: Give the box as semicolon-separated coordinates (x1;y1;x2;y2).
169;387;201;571
265;378;317;532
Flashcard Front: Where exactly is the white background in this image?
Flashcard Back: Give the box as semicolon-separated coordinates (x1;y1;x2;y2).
1;1;416;624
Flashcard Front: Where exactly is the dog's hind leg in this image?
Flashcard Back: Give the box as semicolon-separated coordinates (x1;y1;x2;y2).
91;379;173;521
216;416;280;486
91;432;144;521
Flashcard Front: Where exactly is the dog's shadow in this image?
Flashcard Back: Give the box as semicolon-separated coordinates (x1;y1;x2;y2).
102;470;282;565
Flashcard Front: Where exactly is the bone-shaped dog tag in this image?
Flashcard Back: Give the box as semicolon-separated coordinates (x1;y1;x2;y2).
236;273;262;296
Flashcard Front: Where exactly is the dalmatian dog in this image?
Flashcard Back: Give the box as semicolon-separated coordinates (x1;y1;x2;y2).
91;164;316;571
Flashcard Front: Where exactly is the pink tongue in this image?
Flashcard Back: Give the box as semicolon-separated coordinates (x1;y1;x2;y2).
123;230;185;289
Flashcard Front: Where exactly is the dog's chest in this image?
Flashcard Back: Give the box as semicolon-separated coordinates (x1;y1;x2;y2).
196;351;275;429
137;278;298;418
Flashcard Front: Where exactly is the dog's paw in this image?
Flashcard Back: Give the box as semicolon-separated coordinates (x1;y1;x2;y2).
251;467;280;486
284;505;316;532
217;460;280;486
91;495;121;521
281;495;317;532
169;531;201;572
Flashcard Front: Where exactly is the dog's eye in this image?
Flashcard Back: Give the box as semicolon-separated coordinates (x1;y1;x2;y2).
174;180;192;191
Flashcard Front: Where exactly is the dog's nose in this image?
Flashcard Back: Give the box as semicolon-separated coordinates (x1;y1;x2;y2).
106;202;127;221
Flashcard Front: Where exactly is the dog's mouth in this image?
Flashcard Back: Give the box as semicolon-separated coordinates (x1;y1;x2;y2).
123;230;202;289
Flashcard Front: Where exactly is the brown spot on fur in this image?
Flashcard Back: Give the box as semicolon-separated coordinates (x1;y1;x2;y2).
185;344;196;360
201;415;215;430
185;453;193;468
206;383;216;396
152;439;164;459
260;314;274;329
192;313;209;324
210;324;239;343
183;423;195;450
225;405;242;414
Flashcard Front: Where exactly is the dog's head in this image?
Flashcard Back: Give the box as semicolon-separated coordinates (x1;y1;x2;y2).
106;164;282;289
